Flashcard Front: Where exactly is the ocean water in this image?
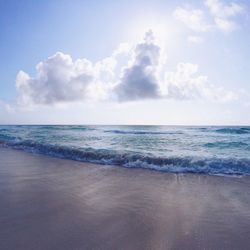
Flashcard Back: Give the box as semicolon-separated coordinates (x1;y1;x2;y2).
0;125;250;176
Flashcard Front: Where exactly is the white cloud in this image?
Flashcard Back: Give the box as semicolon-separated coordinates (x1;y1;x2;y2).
163;63;237;102
0;99;15;113
214;17;238;32
205;0;244;32
16;52;95;105
174;0;245;35
16;31;237;106
16;44;131;106
188;36;204;44
205;0;244;18
173;7;211;32
115;30;160;101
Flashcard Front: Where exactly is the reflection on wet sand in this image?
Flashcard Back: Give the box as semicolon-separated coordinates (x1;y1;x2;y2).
0;147;250;250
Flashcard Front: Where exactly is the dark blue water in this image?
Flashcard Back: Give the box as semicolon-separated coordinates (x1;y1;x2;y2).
0;125;250;176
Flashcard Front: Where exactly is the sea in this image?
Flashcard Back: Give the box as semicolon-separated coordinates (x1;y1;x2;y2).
0;125;250;176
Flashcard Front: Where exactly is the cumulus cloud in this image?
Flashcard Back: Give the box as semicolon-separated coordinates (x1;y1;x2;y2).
16;44;131;106
16;52;95;105
174;0;245;34
115;30;160;101
16;30;237;106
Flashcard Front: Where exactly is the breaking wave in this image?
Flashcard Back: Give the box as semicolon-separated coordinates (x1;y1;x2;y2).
1;139;250;176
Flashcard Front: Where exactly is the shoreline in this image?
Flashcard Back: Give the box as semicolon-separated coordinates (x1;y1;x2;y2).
0;143;249;176
1;147;250;249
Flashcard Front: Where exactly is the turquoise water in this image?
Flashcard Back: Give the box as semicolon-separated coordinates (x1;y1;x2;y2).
0;125;250;176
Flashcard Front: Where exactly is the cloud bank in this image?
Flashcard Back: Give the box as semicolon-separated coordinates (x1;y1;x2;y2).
16;30;237;106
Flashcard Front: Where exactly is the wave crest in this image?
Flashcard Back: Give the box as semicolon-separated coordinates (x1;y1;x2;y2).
1;140;250;176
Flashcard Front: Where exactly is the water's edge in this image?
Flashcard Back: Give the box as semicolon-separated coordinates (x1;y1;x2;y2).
0;140;248;177
1;125;250;177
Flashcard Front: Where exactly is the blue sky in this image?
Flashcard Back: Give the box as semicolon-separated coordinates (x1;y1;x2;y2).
0;0;250;124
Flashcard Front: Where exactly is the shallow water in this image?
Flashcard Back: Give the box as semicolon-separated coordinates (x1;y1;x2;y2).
0;125;250;175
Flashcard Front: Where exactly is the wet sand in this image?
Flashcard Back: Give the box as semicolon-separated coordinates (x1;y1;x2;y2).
0;147;250;250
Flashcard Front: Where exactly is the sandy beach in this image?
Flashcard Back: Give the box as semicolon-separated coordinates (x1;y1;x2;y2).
1;147;250;250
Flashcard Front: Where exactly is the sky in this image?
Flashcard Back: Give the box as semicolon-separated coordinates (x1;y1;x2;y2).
0;0;250;125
